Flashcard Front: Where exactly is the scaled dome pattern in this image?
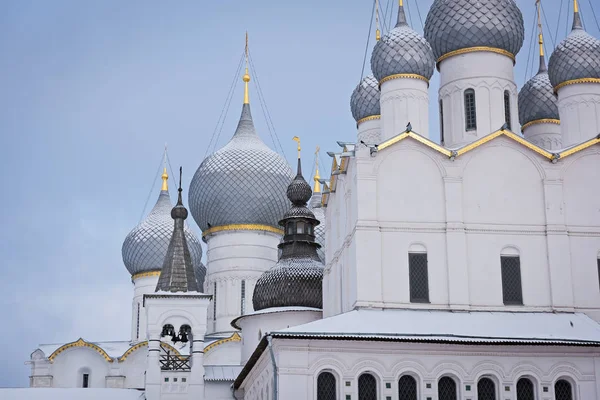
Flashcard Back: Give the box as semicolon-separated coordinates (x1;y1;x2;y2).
122;190;206;287
350;75;381;122
518;65;559;126
189;104;294;232
424;0;525;61
548;18;600;88
371;7;435;81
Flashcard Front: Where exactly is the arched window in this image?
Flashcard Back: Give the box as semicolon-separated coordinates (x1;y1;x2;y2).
409;252;429;303
136;303;140;340
554;379;573;400
438;377;457;400
82;373;90;388
213;282;217;321
358;373;377;400
398;375;417;400
501;255;523;305
317;371;337;400
439;99;445;145
464;89;477;131
516;378;534;400
504;90;512;130
478;377;496;400
241;280;246;315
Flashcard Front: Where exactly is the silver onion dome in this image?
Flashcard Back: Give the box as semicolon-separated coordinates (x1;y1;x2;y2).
189;103;293;232
424;0;525;61
519;57;559;127
350;75;381;122
371;5;435;82
548;12;600;89
122;183;205;288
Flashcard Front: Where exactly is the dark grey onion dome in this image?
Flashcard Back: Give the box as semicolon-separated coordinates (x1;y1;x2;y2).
122;188;204;281
424;0;525;61
548;11;600;89
189;103;294;232
371;5;435;82
350;75;381;122
518;56;559;128
253;157;323;311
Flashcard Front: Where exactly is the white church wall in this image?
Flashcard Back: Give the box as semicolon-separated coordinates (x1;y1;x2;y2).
121;347;146;390
205;382;235;400
131;274;159;342
204;341;242;366
556;83;600;147
51;348;110;388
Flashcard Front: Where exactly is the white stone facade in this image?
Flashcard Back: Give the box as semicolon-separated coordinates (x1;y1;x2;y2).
556;82;600;147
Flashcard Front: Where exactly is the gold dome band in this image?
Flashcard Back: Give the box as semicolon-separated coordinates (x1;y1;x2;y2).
203;224;283;239
521;119;560;132
554;78;600;93
437;47;516;65
379;73;430;86
132;270;161;281
357;115;381;127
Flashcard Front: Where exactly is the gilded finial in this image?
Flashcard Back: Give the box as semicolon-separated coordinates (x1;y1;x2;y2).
536;0;544;57
161;168;168;191
243;32;250;104
292;136;301;159
399;0;403;6
574;0;579;13
375;0;381;41
313;146;321;193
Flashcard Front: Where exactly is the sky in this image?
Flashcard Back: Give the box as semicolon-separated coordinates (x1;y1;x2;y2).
0;0;599;388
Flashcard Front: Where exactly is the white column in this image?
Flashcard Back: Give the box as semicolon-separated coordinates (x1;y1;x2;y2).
522;122;562;150
380;77;429;141
188;328;206;399
556;82;600;147
130;274;159;342
357;117;381;145
144;332;162;400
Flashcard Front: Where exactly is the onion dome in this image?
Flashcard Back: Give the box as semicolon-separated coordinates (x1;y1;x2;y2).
188;68;293;234
350;75;381;123
371;3;435;82
548;5;600;90
122;169;205;287
253;155;323;311
424;0;525;62
155;168;200;293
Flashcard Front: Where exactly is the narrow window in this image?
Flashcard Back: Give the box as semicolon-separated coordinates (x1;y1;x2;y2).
82;373;89;388
409;252;429;303
358;373;377;400
504;90;512;130
398;375;417;400
554;380;573;400
297;221;305;234
213;282;217;321
516;378;534;400
478;377;496;400
136;303;140;340
317;371;337;400
438;377;457;400
597;258;600;291
501;256;523;305
464;89;477;131
439;99;445;145
241;280;246;315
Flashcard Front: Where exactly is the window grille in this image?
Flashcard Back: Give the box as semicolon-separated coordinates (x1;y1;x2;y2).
213;282;217;321
504;90;512;131
464;89;477;131
554;380;573;400
317;372;337;400
398;375;417;400
438;377;457;400
478;378;496;400
82;373;89;388
501;256;523;305
409;253;429;303
516;378;534;400
241;280;246;315
358;373;377;400
439;99;445;145
136;303;140;340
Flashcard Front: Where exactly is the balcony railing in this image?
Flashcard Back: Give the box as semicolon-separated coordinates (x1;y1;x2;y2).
159;354;191;371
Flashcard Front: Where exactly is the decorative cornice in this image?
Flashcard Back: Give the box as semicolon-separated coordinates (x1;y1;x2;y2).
378;131;452;157
356;115;381;127
521;119;560;132
455;130;554;159
48;338;112;363
202;224;283;238
437;47;516;65
132;270;161;281
118;340;181;362
204;332;242;353
379;73;429;86
558;136;600;159
554;78;600;93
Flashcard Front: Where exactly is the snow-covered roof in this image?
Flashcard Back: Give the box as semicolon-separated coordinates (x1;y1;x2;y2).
0;388;145;400
205;365;243;381
273;309;600;345
231;306;322;329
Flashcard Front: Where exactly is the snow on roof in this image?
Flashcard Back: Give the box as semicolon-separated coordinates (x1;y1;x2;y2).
231;306;321;329
273;309;600;345
0;388;145;400
37;341;132;359
205;365;244;381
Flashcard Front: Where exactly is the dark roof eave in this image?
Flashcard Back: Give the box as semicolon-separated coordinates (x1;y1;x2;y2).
233;336;269;389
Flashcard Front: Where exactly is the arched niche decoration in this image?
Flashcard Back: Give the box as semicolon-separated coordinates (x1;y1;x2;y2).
48;338;112;363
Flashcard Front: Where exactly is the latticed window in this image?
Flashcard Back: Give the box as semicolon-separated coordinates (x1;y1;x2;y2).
409;253;429;303
439;99;445;144
398;375;417;400
317;371;337;400
504;90;512;130
136;303;140;340
501;256;523;305
516;378;534;400
358;373;377;400
464;89;477;131
478;377;496;400
241;280;246;315
554;379;573;400
213;282;217;321
438;377;457;400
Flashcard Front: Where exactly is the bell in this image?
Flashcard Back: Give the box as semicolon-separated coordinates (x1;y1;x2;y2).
180;331;188;343
171;332;179;343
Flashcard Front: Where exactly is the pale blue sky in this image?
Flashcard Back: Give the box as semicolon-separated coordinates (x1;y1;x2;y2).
0;0;598;387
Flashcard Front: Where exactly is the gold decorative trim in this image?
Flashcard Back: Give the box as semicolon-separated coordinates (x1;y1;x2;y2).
521;119;560;132
204;332;242;353
437;47;516;65
118;341;182;362
554;78;600;92
357;115;381;126
132;270;161;281
203;224;283;238
377;131;453;157
456;130;553;159
379;74;429;85
377;132;410;151
49;338;112;363
558;137;600;159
